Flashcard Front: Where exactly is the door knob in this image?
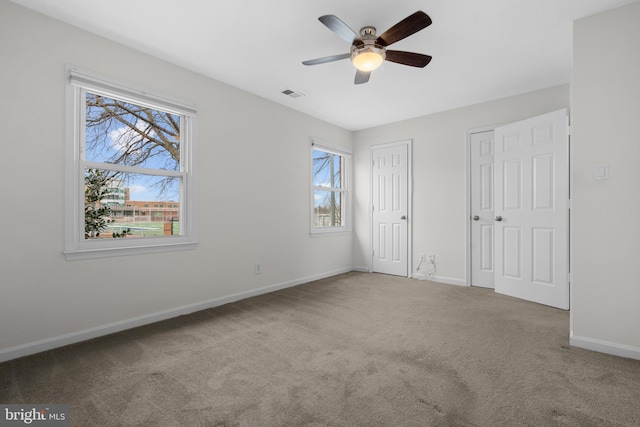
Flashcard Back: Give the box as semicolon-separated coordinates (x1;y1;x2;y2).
495;215;503;222
400;215;407;220
472;215;480;221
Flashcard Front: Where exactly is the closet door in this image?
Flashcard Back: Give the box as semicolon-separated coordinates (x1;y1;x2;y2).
494;109;569;309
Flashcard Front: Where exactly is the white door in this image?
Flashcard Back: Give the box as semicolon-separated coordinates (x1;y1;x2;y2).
470;130;495;288
494;109;569;309
372;143;409;276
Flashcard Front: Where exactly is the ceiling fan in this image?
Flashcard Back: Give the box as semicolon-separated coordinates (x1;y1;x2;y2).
302;11;433;84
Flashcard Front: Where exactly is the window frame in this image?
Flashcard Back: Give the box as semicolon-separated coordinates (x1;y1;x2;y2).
64;66;198;260
310;141;351;236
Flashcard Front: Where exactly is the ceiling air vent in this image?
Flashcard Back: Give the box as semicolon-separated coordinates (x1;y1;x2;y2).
281;89;305;98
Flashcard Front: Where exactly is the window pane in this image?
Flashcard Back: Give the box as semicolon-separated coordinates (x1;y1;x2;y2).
84;169;181;239
313;190;342;227
312;149;342;188
85;92;180;171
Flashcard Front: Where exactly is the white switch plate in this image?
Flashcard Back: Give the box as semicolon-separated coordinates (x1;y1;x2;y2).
595;163;608;180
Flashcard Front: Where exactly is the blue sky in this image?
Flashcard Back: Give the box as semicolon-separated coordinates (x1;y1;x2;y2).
85;93;180;202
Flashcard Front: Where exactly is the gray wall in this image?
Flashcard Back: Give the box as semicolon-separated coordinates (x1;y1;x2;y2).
571;1;640;357
352;86;570;284
2;0;639;362
0;1;353;360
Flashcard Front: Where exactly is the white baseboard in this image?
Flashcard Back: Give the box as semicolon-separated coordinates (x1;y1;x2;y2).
0;267;354;363
412;273;467;287
570;333;640;361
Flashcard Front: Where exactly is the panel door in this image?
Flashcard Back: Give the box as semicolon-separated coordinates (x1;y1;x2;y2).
470;130;495;288
372;143;408;277
494;109;569;309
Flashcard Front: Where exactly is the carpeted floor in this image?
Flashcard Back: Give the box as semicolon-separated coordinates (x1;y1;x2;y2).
1;272;639;426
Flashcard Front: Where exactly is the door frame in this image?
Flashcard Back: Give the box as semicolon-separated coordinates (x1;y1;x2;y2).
370;139;413;277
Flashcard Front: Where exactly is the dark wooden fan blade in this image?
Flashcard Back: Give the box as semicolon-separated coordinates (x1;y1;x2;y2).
385;50;432;68
354;69;370;85
319;15;359;44
302;53;350;66
377;11;432;46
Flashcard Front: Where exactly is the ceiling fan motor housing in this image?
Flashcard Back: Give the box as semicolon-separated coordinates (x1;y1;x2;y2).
350;26;386;71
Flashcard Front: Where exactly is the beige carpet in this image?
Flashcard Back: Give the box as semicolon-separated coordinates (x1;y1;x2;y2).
1;272;639;426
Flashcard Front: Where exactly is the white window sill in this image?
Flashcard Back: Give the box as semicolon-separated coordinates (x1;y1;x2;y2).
64;241;197;261
310;229;352;238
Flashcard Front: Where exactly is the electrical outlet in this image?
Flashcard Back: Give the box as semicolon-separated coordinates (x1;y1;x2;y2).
419;253;427;262
426;253;435;264
255;263;262;274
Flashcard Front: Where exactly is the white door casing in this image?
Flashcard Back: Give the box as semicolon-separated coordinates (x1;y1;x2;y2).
470;130;496;288
494;109;569;309
372;142;410;277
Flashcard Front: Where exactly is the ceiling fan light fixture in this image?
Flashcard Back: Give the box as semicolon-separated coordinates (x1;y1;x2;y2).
351;45;386;72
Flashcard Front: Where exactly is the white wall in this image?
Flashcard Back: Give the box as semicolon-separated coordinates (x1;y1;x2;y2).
571;1;640;359
3;0;637;363
0;1;353;360
352;86;570;284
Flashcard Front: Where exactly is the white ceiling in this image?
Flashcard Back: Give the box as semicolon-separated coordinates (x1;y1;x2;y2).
10;0;637;130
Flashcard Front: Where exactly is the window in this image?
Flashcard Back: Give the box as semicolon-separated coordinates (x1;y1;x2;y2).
311;142;351;235
64;66;197;260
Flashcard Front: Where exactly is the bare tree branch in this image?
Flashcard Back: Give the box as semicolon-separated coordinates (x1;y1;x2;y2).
85;93;181;198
